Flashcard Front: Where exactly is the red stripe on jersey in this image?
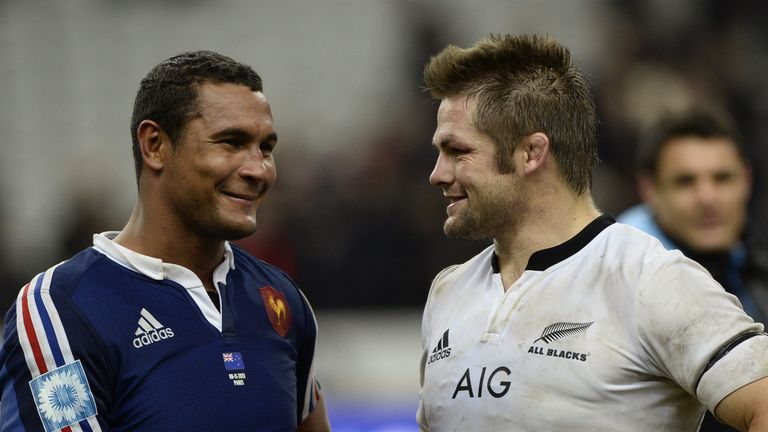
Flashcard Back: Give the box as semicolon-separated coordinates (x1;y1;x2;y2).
21;282;48;374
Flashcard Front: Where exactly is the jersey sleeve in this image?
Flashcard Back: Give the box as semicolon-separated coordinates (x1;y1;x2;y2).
295;288;320;423
1;269;110;432
416;265;457;432
635;253;768;411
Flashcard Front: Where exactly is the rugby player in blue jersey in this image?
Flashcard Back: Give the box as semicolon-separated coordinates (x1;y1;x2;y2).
1;51;330;431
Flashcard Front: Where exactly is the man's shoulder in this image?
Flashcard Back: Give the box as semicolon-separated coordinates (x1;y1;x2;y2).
440;244;493;275
6;248;129;346
229;244;307;302
230;244;293;281
427;245;494;300
600;223;692;274
616;204;677;250
20;248;112;298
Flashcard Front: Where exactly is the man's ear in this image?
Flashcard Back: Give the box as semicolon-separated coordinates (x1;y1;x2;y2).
136;120;170;172
520;132;550;175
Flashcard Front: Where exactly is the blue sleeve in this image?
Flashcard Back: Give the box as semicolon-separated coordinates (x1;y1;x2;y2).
0;270;111;432
294;287;319;424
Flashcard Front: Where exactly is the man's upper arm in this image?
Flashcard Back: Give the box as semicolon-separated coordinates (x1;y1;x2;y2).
417;350;430;432
716;376;768;431
294;285;329;430
0;271;109;431
636;255;766;394
298;386;330;432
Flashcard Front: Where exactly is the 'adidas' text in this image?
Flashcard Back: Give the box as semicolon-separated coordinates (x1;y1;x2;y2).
428;329;451;364
132;308;175;349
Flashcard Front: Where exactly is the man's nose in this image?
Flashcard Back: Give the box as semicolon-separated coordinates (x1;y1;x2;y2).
240;148;274;180
429;152;452;187
694;179;719;206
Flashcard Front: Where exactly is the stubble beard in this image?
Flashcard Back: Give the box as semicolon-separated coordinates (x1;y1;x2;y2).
443;208;488;240
215;219;259;241
443;180;522;241
192;199;261;242
211;207;261;241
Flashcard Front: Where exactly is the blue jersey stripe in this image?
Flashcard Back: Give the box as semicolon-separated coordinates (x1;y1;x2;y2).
79;418;95;432
33;273;66;367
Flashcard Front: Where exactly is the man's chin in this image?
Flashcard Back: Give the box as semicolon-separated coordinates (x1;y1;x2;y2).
685;228;740;253
443;219;487;240
216;219;259;241
689;239;735;254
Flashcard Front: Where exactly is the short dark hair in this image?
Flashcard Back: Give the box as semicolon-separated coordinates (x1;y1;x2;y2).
423;34;598;195
638;106;746;176
130;50;263;180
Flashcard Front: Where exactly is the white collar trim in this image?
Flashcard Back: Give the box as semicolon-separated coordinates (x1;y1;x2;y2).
91;232;234;332
92;231;235;289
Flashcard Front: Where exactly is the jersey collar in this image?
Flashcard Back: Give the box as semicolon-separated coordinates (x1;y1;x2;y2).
492;214;615;273
92;231;235;289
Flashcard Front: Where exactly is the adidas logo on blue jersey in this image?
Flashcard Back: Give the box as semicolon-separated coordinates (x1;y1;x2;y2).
132;308;175;349
428;329;451;364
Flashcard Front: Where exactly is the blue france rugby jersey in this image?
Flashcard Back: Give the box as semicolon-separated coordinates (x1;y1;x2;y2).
0;233;319;431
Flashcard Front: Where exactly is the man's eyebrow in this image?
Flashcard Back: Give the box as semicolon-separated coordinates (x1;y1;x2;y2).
433;135;458;149
264;132;278;142
210;128;278;142
210;128;251;140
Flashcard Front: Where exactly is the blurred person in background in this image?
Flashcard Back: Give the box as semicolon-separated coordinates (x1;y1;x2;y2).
0;51;329;431
618;106;768;431
619;107;768;322
418;33;768;431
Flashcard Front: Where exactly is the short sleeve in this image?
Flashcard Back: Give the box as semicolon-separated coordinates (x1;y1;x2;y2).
421;265;459;350
636;254;766;400
0;271;110;431
417;265;458;432
295;288;320;423
697;333;768;412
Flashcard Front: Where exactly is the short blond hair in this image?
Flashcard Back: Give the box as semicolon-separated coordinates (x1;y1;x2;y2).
424;34;598;194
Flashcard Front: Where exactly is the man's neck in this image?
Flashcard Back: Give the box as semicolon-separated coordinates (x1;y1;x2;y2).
114;205;225;291
493;193;601;290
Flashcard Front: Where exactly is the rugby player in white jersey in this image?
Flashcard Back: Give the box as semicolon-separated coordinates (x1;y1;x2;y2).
417;34;768;431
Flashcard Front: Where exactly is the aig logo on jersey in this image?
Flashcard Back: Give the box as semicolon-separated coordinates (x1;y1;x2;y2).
132;308;175;348
526;321;593;362
427;329;451;365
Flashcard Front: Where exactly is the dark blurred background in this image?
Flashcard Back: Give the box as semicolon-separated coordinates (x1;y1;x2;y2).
2;1;767;429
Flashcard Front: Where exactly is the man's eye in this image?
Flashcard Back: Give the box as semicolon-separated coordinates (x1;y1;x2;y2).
446;147;469;155
672;175;695;187
260;143;275;154
714;172;734;183
218;139;241;147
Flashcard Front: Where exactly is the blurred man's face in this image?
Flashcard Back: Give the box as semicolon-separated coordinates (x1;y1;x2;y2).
644;136;751;252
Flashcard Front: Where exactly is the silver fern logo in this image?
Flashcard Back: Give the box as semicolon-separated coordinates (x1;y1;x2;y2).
527;321;594;362
534;322;594;344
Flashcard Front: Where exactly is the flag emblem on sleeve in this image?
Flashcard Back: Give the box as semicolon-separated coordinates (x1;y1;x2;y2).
28;360;97;432
222;352;245;371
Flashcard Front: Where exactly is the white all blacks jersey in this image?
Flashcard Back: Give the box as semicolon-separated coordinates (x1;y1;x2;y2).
418;215;768;432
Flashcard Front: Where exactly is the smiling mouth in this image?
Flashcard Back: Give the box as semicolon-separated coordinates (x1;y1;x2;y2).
223;191;258;203
697;220;725;230
445;196;467;214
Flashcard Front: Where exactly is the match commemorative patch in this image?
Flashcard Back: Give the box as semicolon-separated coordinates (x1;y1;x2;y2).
28;360;97;432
